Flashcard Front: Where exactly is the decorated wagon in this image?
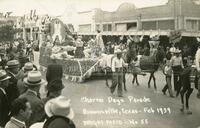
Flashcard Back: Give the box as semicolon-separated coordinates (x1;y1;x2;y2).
39;18;108;82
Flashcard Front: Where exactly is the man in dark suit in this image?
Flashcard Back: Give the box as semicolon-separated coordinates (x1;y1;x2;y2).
0;69;11;127
5;60;20;105
46;64;63;96
19;71;45;127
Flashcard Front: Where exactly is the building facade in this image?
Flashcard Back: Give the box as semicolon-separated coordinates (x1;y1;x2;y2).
16;11;52;42
77;0;200;37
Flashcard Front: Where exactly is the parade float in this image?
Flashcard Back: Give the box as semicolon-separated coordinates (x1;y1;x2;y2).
39;18;103;82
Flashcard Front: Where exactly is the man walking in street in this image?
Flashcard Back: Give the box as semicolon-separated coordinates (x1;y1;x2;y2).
110;49;128;97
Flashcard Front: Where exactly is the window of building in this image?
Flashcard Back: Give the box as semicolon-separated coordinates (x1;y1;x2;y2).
198;21;200;31
127;22;137;31
79;24;91;32
186;20;197;31
103;24;112;31
108;24;112;31
96;24;100;31
157;20;175;30
115;23;126;31
142;21;157;30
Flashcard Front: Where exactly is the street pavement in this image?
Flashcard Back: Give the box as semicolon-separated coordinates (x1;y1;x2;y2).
55;71;200;128
34;54;200;128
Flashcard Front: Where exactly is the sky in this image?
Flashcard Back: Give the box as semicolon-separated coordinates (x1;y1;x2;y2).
0;0;169;16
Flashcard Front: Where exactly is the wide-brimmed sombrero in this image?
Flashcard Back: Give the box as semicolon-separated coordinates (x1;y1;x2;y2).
45;96;74;120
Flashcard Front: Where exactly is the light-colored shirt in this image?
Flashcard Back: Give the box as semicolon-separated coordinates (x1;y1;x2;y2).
112;57;127;72
96;33;104;49
170;56;183;68
135;55;142;67
75;39;84;47
170;47;176;53
5;117;26;128
164;66;173;76
195;48;200;71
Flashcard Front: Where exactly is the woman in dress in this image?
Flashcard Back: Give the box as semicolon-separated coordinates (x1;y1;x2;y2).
74;36;85;58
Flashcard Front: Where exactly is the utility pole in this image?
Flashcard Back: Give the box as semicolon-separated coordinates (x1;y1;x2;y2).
173;0;177;30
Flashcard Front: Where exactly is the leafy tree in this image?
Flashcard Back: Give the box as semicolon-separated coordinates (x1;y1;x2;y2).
0;20;21;42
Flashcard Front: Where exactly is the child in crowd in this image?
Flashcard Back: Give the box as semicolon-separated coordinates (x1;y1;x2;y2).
131;57;141;86
162;60;174;97
179;59;193;114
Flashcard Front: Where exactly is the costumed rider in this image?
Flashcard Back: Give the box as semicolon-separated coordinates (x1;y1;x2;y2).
110;49;128;97
84;36;95;58
195;37;200;98
95;30;105;56
149;34;159;56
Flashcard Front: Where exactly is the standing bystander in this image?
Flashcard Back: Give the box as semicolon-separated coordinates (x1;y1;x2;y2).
5;97;32;128
110;49;128;97
5;60;20;105
19;71;46;127
0;70;11;127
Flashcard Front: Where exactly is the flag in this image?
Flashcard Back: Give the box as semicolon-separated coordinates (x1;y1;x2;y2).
30;10;33;19
33;10;36;17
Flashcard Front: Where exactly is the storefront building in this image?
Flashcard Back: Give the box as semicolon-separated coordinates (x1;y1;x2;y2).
77;0;200;37
16;10;52;42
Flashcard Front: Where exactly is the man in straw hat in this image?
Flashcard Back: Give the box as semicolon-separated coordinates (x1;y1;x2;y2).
30;96;75;128
195;37;200;98
17;62;36;95
0;70;11;127
110;49;128;97
5;60;20;105
19;71;46;127
170;49;184;94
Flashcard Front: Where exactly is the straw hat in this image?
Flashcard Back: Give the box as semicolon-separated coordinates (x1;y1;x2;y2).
0;70;11;82
45;96;74;120
174;49;181;54
114;49;123;54
22;62;35;71
23;71;45;87
6;60;20;69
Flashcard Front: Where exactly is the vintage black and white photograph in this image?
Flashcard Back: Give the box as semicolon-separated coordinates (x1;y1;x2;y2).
0;0;200;128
